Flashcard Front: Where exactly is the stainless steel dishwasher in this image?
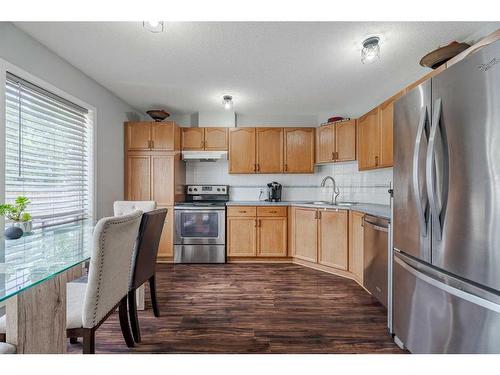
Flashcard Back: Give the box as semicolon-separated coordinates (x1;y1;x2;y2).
363;215;389;308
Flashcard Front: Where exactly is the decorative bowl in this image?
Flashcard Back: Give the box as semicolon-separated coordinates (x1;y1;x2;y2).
420;42;470;69
146;109;170;122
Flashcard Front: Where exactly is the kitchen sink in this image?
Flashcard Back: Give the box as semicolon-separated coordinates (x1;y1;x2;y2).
335;202;358;207
305;201;331;205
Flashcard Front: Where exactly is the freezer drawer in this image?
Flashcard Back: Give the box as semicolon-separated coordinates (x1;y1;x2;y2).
393;252;500;353
363;215;389;308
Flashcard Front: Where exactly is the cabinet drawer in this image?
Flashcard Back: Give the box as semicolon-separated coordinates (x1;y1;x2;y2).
257;206;287;217
227;206;257;217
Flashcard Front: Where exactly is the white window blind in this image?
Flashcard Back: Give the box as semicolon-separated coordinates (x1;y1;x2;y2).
5;72;92;228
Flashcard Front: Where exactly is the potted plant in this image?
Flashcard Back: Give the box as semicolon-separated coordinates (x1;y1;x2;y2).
0;196;33;239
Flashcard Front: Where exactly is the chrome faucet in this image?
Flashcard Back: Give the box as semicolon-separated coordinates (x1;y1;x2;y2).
321;176;340;205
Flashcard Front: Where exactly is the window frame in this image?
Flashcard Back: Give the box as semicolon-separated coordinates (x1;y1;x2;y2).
0;58;96;229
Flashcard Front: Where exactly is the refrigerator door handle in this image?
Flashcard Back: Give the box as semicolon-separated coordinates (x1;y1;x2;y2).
426;97;445;240
394;255;500;313
412;106;429;237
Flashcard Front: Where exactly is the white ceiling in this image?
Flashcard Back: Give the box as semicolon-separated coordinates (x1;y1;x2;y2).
14;22;498;118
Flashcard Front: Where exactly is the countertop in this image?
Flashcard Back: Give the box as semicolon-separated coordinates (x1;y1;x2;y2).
226;201;391;220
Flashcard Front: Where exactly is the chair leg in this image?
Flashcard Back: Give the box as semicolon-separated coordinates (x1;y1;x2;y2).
149;275;160;317
69;337;79;344
128;290;141;343
119;296;135;348
82;329;95;354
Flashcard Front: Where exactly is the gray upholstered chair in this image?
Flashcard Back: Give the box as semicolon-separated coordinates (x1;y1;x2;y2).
66;211;143;354
0;342;16;354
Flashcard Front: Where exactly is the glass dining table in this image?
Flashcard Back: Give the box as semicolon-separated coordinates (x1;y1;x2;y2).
1;219;94;353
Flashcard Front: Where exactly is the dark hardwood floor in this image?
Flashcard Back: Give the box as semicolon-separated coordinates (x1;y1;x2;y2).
67;263;403;354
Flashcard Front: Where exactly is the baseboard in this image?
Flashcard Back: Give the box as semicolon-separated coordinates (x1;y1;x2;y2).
227;257;293;263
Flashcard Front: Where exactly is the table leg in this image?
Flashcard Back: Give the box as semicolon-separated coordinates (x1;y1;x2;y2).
5;264;83;354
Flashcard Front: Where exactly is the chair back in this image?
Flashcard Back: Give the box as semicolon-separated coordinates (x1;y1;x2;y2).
82;211;142;329
113;201;156;216
130;208;168;289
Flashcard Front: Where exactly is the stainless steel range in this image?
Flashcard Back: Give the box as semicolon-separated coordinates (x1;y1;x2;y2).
174;185;228;263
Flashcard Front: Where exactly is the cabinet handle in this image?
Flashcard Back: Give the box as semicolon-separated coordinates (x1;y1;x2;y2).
318;210;322;220
254;164;257;172
284;164;288;172
239;210;247;213
269;210;277;214
258;219;261;227
375;155;379;166
255;219;258;227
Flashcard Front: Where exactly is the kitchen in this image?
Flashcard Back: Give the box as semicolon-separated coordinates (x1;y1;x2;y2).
0;10;500;371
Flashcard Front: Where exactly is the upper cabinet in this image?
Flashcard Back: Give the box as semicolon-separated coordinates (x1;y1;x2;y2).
316;119;356;164
284;128;315;173
357;91;402;171
256;128;283;173
229;127;313;174
229;128;256;174
125;121;180;151
181;127;228;151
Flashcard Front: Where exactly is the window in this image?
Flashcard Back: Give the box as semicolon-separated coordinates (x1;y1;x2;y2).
5;72;92;228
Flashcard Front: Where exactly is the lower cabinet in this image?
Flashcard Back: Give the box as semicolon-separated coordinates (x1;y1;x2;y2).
227;206;287;257
292;207;349;271
157;206;174;258
348;211;365;282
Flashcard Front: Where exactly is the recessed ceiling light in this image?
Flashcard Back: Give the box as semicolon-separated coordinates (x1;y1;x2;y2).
143;21;164;33
222;95;233;111
361;36;380;64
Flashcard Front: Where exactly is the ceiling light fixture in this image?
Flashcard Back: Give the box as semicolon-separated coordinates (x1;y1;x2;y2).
143;21;164;33
361;36;380;64
222;95;233;111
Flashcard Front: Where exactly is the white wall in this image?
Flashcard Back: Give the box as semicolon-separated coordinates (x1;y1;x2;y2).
0;22;141;218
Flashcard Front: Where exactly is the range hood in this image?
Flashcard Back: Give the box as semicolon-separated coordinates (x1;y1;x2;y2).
182;150;228;162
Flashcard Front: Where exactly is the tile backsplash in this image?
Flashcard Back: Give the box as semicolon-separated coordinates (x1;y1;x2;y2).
185;160;393;205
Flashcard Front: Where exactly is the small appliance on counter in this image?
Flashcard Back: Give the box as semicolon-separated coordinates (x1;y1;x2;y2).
266;182;282;202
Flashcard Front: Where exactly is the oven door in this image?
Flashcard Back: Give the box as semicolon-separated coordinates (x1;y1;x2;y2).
174;208;225;245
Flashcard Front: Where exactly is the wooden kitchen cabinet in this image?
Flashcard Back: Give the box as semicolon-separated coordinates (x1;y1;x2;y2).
257;217;287;257
379;92;403;167
181;128;205;150
358;108;380;170
227;206;288;257
284;128;315;173
316;120;356;164
229;128;256;174
256;128;283;173
157;206;174;258
150;154;175;206
227;217;258;256
182;127;229;151
125;121;179;151
293;207;318;263
349;211;365;283
205;128;228;150
316;124;335;163
125;154;151;201
318;209;348;270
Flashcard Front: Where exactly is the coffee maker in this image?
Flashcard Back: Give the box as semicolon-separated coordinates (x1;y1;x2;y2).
266;182;282;202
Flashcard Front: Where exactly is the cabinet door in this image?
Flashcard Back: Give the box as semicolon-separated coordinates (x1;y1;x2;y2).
151;154;174;206
357;108;380;170
125;154;151;200
126;122;151;151
256;128;283;173
157;206;174;258
151;122;175;150
379;92;402;167
293;208;318;262
229;128;256;174
335;119;356;162
257;217;287;257
182;128;205;150
227;217;257;256
349;211;365;282
316;124;335;163
205;128;228;150
318;209;348;270
284;128;315;173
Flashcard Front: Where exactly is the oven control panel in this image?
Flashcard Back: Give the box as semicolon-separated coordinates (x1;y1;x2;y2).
186;185;228;195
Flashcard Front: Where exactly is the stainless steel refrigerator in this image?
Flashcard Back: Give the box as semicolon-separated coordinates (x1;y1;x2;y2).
393;40;500;353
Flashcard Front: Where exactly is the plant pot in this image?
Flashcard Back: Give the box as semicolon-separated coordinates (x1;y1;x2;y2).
13;220;33;234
